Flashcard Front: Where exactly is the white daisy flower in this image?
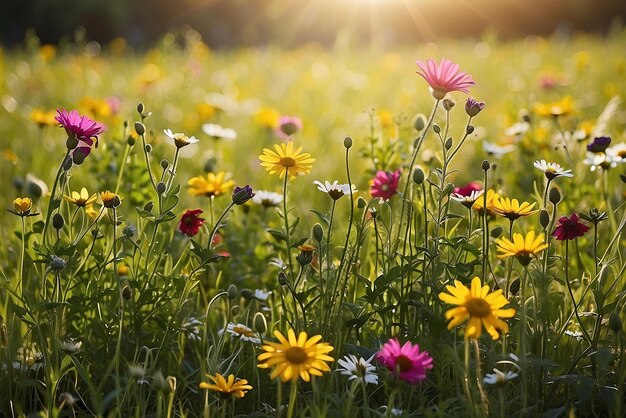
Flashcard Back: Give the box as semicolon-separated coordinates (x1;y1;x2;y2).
336;354;378;385
220;322;261;345
163;128;199;148
533;160;574;180
451;189;485;208
505;121;530;138
483;141;516;158
483;368;518;385
252;190;283;208
181;317;203;341
583;151;620;171
60;339;83;354
253;289;272;301
314;180;358;201
607;142;626;162
202;123;237;141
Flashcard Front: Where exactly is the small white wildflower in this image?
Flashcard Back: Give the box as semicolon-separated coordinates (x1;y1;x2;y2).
253;289;272;302
313;180;358;201
60;339;82;354
533;159;574;180
221;322;261;345
336;354;378;385
565;330;584;341
202;123;237;141
483;141;516;158
483;368;518;385
450;189;484;208
181;317;203;341
163;128;199;148
252;190;283;208
505;121;530;138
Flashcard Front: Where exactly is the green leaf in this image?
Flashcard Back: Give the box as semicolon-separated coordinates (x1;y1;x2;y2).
267;228;286;242
135;207;155;220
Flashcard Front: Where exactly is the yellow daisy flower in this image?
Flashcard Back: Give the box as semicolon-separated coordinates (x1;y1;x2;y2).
495;231;549;266
257;329;333;383
187;172;235;198
259;142;315;181
439;277;516;340
64;188;97;207
533;96;575;118
84;204;100;220
472;189;500;216
100;191;122;208
492;197;538;222
13;197;33;215
254;106;281;129
199;373;252;399
29;109;58;127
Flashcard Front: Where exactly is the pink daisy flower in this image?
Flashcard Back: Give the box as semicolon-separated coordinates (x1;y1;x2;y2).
416;59;475;100
55;108;106;145
370;169;401;201
376;338;433;384
274;115;303;140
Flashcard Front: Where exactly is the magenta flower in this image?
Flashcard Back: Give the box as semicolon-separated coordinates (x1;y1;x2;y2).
552;213;590;241
453;182;482;197
371;169;401;201
416;59;475;100
55;108;106;145
376;338;433;384
179;209;205;237
465;97;485;117
274;115;302;140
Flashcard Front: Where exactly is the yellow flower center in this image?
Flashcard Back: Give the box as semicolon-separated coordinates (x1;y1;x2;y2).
396;355;413;372
284;347;308;364
280;157;296;167
465;298;492;318
233;325;255;337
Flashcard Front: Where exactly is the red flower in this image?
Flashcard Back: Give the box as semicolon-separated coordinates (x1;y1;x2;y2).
179;209;205;237
453;181;482;197
370;169;401;201
552;213;590;241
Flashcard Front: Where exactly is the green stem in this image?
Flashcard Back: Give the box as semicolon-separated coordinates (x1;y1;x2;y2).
42;149;71;248
286;381;298;418
282;174;295;282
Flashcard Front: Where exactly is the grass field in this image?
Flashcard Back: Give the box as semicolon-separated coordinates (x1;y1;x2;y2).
0;28;625;417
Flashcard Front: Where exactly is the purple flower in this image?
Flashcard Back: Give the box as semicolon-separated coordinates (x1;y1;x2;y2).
55;108;106;146
232;185;255;205
376;338;433;384
587;137;611;153
465;97;485;117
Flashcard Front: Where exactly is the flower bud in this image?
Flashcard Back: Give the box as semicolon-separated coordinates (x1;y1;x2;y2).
445;137;453;150
313;223;324;242
509;278;520;296
122;283;133;300
240;288;253;299
490;226;503;238
278;272;289;286
609;313;622;333
135;122;145;136
413;114;426;131
232;185;255;205
253;312;267;334
466;125;475;135
137;102;145;115
127;136;136;146
412;168;425;185
160;159;169;170
344;136;353;149
465;97;485;117
52;213;64;230
227;284;238;300
72;148;88;165
482;160;490;171
433;124;441;134
156;182;166;195
539;209;550;229
443;183;455;196
145;144;152;153
357;197;366;209
442;99;455;111
549;187;561;205
66;136;78;150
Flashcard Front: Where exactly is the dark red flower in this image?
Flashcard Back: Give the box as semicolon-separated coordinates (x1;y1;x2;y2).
552;213;590;241
179;209;205;237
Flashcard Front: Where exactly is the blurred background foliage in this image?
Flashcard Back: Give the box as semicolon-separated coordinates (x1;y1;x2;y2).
1;0;625;48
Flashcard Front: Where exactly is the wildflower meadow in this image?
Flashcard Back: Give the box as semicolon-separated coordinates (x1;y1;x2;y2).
1;28;626;417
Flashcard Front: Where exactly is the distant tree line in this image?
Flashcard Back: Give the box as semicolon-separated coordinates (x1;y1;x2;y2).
1;0;624;48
